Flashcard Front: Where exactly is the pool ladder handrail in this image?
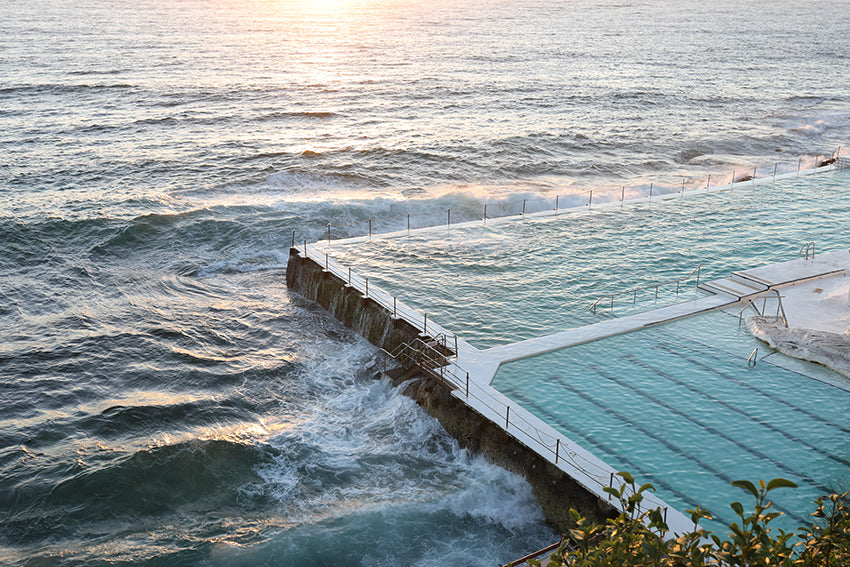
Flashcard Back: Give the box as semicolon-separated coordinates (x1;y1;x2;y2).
747;347;758;367
589;264;703;313
799;241;815;260
737;288;788;328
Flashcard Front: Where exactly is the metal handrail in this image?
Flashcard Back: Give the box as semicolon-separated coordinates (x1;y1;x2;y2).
589;264;703;313
737;288;788;328
799;241;816;260
747;347;759;367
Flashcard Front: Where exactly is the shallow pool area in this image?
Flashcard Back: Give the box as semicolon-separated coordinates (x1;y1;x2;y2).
492;309;850;532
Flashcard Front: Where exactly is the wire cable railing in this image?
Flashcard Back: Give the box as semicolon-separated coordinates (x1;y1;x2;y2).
292;147;846;250
589;264;704;314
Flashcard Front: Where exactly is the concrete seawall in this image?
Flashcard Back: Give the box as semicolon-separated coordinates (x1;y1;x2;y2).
286;247;616;531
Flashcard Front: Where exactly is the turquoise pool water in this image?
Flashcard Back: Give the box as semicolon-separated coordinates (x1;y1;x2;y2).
329;170;850;348
492;310;850;533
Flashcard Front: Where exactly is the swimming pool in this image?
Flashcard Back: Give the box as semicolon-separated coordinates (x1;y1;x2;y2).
491;309;850;533
327;170;850;348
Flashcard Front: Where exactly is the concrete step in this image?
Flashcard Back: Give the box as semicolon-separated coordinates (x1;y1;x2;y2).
698;275;766;299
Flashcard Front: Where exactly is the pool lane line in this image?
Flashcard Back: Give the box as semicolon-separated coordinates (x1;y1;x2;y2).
494;385;724;527
589;364;834;496
539;373;808;526
656;343;850;436
623;352;850;470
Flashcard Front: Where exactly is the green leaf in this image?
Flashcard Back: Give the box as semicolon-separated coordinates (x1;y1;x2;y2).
731;480;759;498
765;478;798;492
617;471;634;484
730;501;744;516
638;482;655;494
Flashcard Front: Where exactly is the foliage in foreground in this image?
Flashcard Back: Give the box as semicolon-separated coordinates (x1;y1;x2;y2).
530;472;850;567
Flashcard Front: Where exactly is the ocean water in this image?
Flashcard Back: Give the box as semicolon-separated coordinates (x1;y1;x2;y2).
1;0;849;565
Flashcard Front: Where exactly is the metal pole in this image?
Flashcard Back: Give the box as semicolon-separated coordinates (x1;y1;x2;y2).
447;209;451;227
773;163;777;181
505;406;510;429
407;213;410;235
753;166;757;184
325;253;328;271
466;372;469;397
706;174;711;190
423;313;427;334
304;239;307;254
797;158;801;176
621;186;625;205
555;195;559;211
292;229;296;248
681;179;685;195
348;267;351;285
522;199;526;216
649;183;653;201
483;204;487;223
588;190;593;208
327;223;331;246
731;170;735;187
394;296;397;318
368;219;372;238
555;439;560;463
365;277;369;297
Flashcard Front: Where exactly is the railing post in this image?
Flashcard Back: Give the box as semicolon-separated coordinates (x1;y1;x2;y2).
555;195;559;211
327;223;331;246
621;186;625;205
773;163;778;181
706;174;711;190
731;170;735;187
522;199;526;216
752;166;757;184
348;267;351;285
365;277;369;297
407;213;410;235
368;219;372;238
466;372;469;397
588;189;593;208
797;158;802;176
393;296;397;318
483;204;487;223
555;438;560;463
447;209;451;227
681;179;685;195
505;406;510;429
649;183;652;201
325;253;329;271
304;239;307;255
423;313;427;334
292;229;296;248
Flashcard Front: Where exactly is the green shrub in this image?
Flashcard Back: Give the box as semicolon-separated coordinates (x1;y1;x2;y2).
527;472;849;567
